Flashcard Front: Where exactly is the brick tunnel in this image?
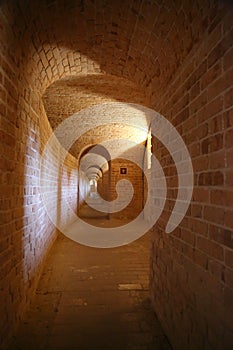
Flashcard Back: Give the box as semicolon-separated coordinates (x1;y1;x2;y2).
0;0;233;349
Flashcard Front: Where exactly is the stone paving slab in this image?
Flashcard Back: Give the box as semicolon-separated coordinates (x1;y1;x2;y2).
9;221;172;350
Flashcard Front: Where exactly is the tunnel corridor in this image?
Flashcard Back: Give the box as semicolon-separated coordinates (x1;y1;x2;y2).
1;0;233;349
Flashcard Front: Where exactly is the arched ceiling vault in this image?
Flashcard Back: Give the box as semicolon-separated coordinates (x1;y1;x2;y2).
71;123;148;160
42;74;150;161
80;154;108;177
42;74;151;129
5;0;226;103
4;0;228;170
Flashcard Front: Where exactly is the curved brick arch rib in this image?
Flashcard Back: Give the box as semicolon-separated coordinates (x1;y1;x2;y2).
79;147;110;177
78;144;112;210
42;74;152;130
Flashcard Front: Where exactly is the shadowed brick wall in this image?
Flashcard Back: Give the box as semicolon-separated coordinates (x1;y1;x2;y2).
98;159;144;220
78;170;90;208
150;8;233;349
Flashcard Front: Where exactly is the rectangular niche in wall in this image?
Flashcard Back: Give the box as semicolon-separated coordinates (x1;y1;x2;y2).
120;167;127;175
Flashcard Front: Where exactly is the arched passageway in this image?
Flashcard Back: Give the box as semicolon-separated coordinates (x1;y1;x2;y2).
0;1;233;349
78;144;111;219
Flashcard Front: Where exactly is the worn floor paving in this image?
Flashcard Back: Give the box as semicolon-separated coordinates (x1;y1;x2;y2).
9;217;171;350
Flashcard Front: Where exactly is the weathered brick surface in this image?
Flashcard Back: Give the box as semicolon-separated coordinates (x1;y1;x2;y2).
150;3;233;349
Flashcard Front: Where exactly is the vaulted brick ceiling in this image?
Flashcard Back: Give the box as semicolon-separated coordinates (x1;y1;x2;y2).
25;0;224;175
43;74;151;127
6;0;225;175
8;0;222;100
42;74;150;160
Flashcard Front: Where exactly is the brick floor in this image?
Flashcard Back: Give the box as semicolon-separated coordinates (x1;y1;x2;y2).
9;218;171;350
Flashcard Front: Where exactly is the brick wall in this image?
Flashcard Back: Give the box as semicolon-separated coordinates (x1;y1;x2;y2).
77;127;148;220
40;139;80;231
150;8;233;350
78;170;90;208
0;1;232;349
0;3;83;348
98;158;144;220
